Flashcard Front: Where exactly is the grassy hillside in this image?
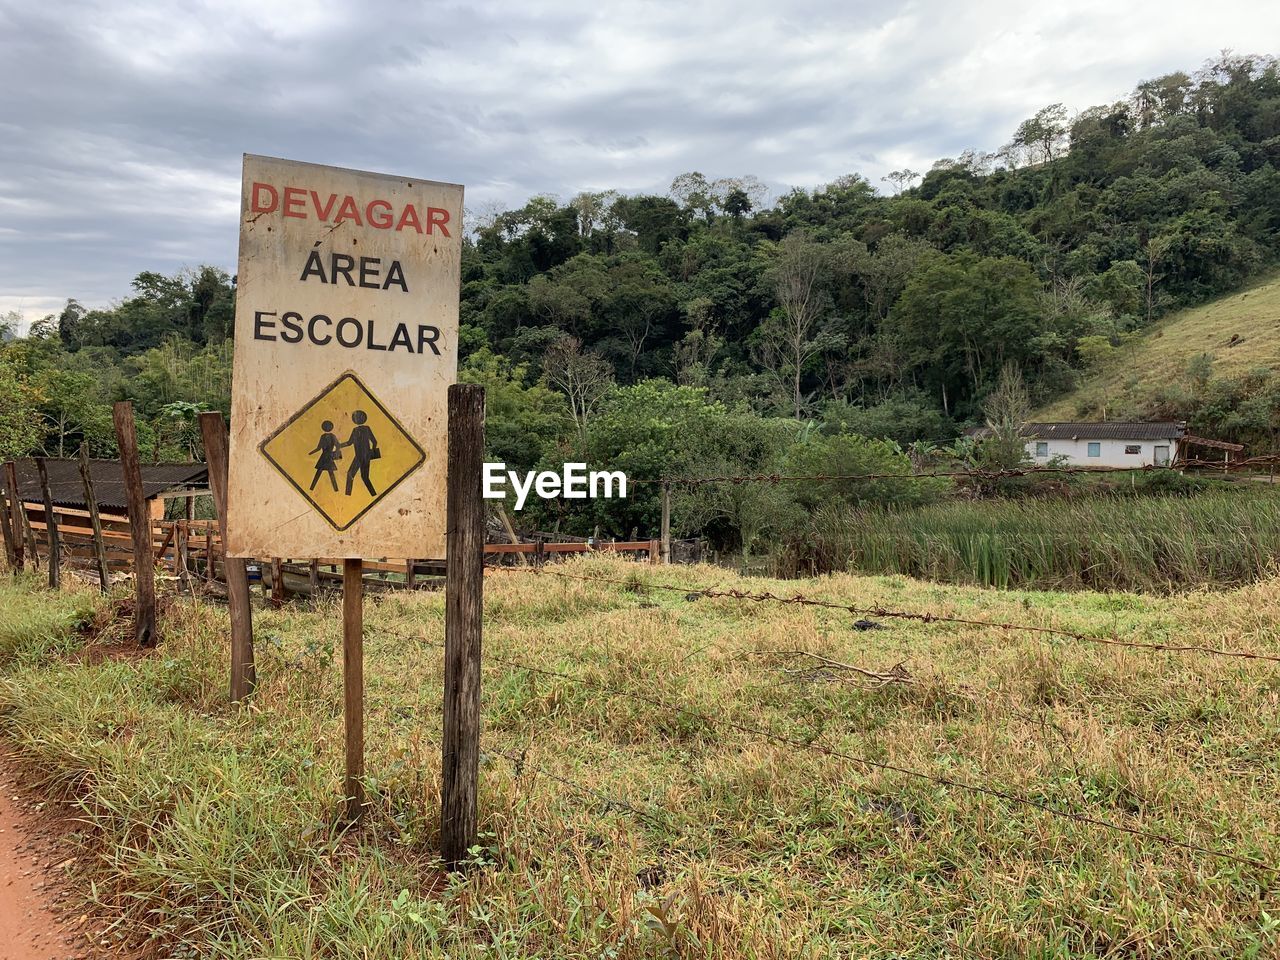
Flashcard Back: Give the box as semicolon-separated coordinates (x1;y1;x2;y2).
1;561;1277;957
1038;271;1280;422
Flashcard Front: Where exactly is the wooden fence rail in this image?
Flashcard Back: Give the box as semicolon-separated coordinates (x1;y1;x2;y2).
0;495;660;592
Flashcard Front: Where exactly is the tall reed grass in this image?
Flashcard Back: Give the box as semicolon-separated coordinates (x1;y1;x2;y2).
793;491;1280;591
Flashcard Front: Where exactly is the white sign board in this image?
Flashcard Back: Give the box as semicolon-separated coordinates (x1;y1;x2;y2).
225;154;463;559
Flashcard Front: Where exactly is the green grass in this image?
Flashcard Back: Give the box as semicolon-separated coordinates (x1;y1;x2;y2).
1037;271;1280;421
804;489;1280;592
0;562;1278;958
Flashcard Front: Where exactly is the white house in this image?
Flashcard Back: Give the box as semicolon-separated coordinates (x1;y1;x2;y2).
968;422;1186;467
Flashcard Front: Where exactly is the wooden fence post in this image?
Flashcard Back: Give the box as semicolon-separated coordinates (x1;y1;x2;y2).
660;481;672;565
198;412;256;700
176;521;189;587
496;503;527;567
35;458;60;589
5;462;26;572
442;383;485;869
113;403;157;646
178;495;194;586
270;557;284;608
309;558;320;595
343;558;365;822
20;498;39;570
0;472;16;573
78;444;111;592
534;537;545;568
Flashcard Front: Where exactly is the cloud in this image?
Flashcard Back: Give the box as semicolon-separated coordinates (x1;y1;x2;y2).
0;0;1276;328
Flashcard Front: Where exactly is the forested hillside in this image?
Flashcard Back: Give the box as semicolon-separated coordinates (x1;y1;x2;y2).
2;53;1278;543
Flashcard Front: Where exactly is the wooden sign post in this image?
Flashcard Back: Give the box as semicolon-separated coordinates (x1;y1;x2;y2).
442;383;485;868
342;558;364;821
199;412;256;702
223;155;463;823
113;402;158;647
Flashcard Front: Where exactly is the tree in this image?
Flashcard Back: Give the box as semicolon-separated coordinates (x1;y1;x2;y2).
669;171;715;220
892;253;1042;412
33;367;113;457
959;363;1034;496
756;233;833;420
0;359;46;459
57;299;85;349
881;169;921;194
459;348;570;469
542;336;614;436
782;432;942;510
1011;103;1070;165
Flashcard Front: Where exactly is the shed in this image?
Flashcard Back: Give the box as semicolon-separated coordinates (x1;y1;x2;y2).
1;459;209;520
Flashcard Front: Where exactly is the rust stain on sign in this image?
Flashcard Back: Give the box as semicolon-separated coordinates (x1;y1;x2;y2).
225;154;463;559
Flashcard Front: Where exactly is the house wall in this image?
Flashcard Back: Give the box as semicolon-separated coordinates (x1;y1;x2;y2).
1025;438;1178;468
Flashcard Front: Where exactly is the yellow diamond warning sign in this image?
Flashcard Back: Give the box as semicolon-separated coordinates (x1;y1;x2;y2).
259;372;426;531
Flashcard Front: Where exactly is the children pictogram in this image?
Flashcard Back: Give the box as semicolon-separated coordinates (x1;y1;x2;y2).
260;373;425;530
342;410;380;496
309;420;341;491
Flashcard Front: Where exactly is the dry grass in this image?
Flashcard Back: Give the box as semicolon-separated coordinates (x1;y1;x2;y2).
0;560;1278;958
1037;271;1280;421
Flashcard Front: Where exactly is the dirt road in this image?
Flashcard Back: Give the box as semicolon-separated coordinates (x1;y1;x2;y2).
0;754;113;960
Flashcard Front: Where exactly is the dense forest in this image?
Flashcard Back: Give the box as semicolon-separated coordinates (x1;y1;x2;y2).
2;53;1279;546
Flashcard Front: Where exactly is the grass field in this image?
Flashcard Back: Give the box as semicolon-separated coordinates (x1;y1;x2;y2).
805;488;1280;592
0;560;1278;958
1037;271;1280;421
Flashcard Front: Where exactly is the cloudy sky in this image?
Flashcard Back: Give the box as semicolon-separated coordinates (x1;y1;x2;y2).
1;0;1277;328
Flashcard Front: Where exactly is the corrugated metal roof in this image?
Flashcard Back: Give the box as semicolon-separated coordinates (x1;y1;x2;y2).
0;459;207;513
967;422;1186;441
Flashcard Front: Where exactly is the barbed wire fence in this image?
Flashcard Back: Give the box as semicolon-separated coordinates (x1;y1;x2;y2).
440;455;1280;878
372;613;1277;876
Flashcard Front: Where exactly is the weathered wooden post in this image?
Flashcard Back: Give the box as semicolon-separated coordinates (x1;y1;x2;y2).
178;494;195;586
496;503;527;567
21;505;39;570
78;444;111;591
0;468;16;573
270;557;284;608
176;520;189;587
199;412;256;701
5;463;26;573
442;383;485;868
35;458;60;589
113;403;158;646
660;481;672;565
343;558;364;821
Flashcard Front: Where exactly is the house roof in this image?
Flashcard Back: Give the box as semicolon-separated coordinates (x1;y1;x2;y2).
966;421;1186;441
0;459;208;514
